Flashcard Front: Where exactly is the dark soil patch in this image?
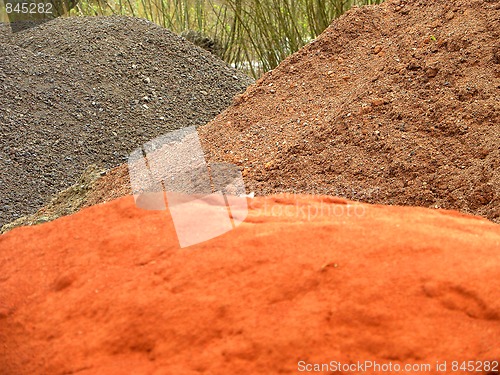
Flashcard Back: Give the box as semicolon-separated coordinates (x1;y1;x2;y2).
0;16;253;227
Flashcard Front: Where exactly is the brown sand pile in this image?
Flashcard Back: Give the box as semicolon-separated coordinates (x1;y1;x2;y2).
0;16;253;227
1;195;499;374
198;0;500;222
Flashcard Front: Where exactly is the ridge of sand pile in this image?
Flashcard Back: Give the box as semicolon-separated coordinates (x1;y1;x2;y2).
197;0;499;222
0;16;253;227
1;195;499;374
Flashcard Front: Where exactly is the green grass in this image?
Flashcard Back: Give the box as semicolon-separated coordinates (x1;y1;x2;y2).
71;0;383;77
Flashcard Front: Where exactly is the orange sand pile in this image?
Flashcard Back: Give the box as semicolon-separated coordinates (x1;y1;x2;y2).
0;196;499;374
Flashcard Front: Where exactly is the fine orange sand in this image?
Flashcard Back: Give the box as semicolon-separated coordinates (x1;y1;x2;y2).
1;195;499;374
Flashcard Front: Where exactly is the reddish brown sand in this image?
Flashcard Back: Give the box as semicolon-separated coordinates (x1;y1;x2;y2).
1;195;499;374
199;0;500;223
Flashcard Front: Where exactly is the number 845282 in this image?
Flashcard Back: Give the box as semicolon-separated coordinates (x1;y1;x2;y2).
5;2;53;14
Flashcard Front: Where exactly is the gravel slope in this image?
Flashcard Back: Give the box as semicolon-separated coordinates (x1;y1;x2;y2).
0;16;253;226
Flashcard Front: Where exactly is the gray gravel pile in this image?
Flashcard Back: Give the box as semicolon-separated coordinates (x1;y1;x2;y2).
0;23;10;36
0;16;253;226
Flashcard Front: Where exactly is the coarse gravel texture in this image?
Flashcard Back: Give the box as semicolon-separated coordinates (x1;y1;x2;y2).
0;16;253;227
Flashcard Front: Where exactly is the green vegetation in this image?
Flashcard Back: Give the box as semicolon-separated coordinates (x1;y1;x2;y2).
72;0;383;77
